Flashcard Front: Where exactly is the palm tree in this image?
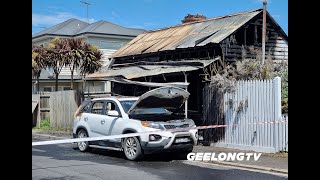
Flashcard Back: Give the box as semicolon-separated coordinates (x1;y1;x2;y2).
80;44;103;91
41;37;102;92
63;38;104;90
64;38;86;90
32;46;47;92
45;38;69;91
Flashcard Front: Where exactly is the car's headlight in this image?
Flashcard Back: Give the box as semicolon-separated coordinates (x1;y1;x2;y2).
189;120;196;127
141;121;163;129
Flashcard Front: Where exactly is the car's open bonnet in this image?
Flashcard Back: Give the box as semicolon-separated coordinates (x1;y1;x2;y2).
127;87;190;115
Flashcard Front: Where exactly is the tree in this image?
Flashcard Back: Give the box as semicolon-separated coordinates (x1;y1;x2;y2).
34;38;103;92
80;44;103;91
64;38;85;90
32;46;47;92
80;44;103;75
45;38;69;91
63;38;103;90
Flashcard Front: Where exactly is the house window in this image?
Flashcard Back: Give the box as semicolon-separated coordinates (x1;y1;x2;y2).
88;40;99;47
99;41;124;49
39;42;48;47
43;87;52;92
87;39;125;49
256;26;263;45
244;25;254;46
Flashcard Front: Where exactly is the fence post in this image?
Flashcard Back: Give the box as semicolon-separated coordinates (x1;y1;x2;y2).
273;76;281;152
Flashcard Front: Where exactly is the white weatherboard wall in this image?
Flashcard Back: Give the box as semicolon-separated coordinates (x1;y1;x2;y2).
215;77;288;153
58;48;117;93
84;49;117;92
99;49;117;66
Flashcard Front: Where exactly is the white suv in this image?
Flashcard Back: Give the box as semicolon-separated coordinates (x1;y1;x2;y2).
73;87;198;160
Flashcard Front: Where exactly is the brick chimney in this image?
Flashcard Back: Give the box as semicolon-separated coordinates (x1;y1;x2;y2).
181;14;207;23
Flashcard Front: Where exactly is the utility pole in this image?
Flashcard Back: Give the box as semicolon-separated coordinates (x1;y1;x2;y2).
262;0;267;64
80;1;91;23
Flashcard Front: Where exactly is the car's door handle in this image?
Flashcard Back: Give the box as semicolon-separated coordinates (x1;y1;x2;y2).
84;117;88;121
101;120;105;124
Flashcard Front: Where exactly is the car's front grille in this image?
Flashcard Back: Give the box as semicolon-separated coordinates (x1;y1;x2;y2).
164;124;189;129
164;125;176;129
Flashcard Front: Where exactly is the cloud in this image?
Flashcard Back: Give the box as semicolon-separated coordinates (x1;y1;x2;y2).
32;12;95;27
111;11;120;18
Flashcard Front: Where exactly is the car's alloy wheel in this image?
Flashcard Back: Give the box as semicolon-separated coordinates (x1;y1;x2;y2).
77;129;90;152
123;137;143;160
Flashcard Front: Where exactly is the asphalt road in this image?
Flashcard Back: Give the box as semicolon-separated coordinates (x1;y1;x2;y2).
32;138;287;180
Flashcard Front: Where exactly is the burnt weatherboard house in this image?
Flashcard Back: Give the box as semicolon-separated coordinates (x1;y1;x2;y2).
87;9;288;125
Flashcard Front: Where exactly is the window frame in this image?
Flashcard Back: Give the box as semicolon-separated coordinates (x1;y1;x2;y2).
90;100;106;115
104;100;122;117
43;87;52;92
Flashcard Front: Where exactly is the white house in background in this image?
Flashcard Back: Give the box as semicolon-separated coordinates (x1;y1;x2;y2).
32;18;145;93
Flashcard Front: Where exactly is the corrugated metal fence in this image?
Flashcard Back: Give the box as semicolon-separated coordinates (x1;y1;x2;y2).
203;77;288;152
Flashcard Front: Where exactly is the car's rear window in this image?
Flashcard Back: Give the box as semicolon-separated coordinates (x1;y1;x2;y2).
74;100;91;117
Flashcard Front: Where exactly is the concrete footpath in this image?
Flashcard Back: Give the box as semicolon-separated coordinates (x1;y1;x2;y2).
32;129;288;174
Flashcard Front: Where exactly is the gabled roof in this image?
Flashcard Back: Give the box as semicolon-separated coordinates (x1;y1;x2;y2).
76;20;146;37
111;9;287;58
32;18;89;38
32;18;146;39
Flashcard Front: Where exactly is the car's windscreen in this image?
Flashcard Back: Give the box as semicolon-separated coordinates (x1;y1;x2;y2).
120;100;172;115
131;108;172;115
120;100;136;113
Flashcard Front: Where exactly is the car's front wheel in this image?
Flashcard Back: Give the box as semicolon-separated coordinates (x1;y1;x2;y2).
77;129;90;152
123;137;143;160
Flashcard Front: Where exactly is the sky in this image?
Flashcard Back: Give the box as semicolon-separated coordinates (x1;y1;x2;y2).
32;0;288;35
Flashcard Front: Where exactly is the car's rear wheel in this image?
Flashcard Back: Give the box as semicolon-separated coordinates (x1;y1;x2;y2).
123;137;143;160
77;129;90;152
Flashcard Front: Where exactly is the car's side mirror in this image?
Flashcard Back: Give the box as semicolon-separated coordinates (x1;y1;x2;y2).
107;110;119;117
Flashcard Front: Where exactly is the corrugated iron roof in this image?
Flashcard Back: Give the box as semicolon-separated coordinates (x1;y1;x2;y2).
86;58;218;80
111;9;262;58
87;77;189;89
